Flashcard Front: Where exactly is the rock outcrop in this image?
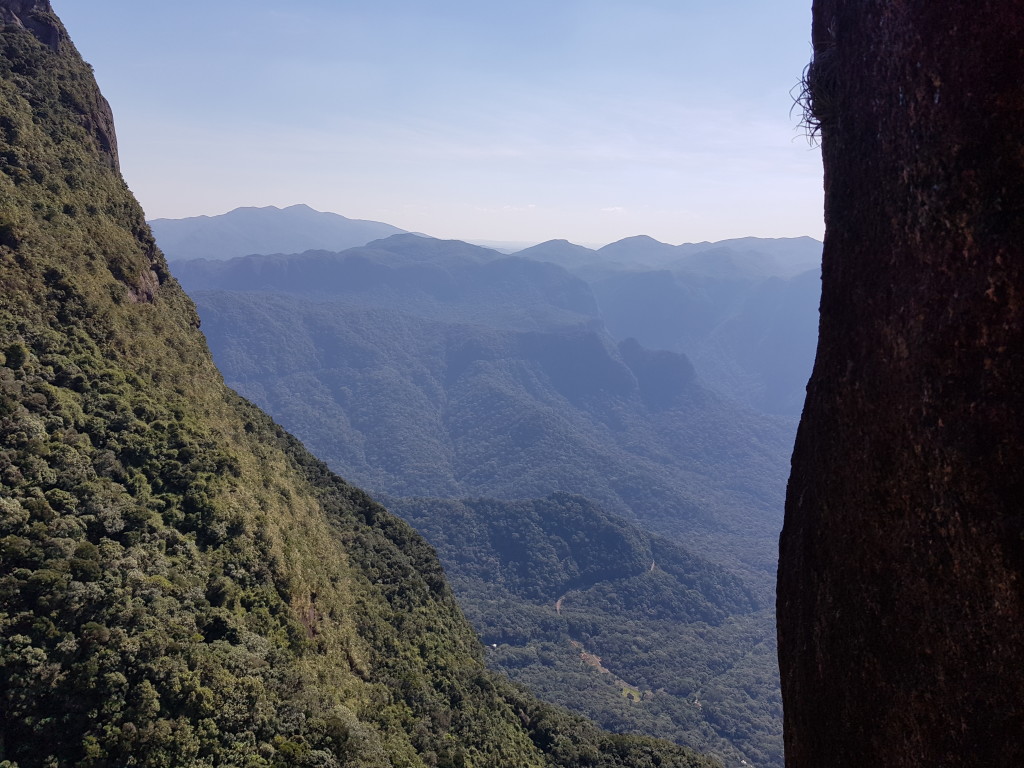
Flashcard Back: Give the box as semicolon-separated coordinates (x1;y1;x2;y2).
778;2;1024;766
0;0;62;50
0;0;118;169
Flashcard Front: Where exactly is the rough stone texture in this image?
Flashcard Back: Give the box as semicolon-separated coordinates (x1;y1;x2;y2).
0;0;62;50
777;2;1024;766
0;0;119;170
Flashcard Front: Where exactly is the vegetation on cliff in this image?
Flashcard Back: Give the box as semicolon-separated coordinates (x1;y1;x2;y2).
0;4;718;767
391;494;782;768
164;209;795;766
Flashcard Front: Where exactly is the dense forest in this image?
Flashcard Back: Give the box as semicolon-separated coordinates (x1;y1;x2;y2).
177;247;793;582
0;3;720;766
391;494;782;767
170;231;811;765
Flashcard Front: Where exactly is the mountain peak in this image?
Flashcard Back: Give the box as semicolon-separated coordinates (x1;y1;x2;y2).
0;0;119;169
619;234;664;244
597;235;679;262
148;204;409;260
281;202;324;214
0;0;63;51
512;239;598;266
363;232;503;262
532;238;593;251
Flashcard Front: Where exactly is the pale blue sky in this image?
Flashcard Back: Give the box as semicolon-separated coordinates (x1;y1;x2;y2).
52;1;822;246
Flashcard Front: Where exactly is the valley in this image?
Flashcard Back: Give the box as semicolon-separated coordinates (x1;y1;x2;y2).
0;6;724;767
0;4;820;765
166;209;822;767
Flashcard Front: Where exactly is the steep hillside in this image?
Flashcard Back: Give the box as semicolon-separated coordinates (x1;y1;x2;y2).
0;4;718;767
148;204;410;262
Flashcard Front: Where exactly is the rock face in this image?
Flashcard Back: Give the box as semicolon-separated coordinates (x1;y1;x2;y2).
0;0;62;50
777;2;1024;766
0;0;118;168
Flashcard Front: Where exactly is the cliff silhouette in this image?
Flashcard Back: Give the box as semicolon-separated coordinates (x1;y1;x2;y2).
778;1;1024;765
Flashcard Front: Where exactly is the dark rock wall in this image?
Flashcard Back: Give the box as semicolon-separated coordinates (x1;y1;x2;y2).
778;2;1024;766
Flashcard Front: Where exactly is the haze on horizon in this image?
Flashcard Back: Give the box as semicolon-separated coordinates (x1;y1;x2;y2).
53;0;822;247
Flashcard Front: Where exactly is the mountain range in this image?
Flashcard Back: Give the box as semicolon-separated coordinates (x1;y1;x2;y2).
165;207;822;418
153;205;820;280
168;228;812;766
0;4;719;767
519;235;820;279
149;204;411;262
174;238;793;579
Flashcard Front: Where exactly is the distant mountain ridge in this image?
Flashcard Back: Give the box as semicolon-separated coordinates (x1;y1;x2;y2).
148;204;411;261
150;204;820;277
174;234;601;332
177;245;793;766
0;4;723;767
521;235;821;279
155;207;822;415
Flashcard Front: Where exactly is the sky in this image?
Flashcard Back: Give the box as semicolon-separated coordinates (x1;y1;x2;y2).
52;0;822;247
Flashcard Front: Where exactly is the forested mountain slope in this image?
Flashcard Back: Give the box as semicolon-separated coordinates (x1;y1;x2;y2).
176;248;792;765
512;237;820;417
0;3;718;767
582;266;820;417
390;494;783;768
179;284;790;580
